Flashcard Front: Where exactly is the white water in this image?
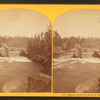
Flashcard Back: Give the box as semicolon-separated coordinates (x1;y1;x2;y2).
0;51;43;92
0;57;31;63
53;52;100;67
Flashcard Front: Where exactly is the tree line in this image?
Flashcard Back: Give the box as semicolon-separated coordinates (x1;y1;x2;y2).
27;24;52;75
0;36;29;49
53;30;100;50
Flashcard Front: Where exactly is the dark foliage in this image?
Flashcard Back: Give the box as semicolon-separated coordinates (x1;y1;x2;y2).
27;24;52;75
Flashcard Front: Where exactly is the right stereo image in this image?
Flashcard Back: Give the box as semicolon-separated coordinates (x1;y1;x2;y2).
53;9;100;93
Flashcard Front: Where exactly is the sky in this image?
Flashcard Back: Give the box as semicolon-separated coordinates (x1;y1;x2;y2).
54;9;100;38
0;9;50;37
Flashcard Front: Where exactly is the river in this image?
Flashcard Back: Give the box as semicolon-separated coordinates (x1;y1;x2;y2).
53;51;100;93
0;51;43;92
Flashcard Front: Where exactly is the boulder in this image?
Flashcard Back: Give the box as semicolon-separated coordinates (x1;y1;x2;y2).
53;46;62;54
73;44;82;58
19;50;27;56
0;53;4;57
93;51;100;58
26;73;51;92
31;55;46;64
73;50;79;58
73;49;82;58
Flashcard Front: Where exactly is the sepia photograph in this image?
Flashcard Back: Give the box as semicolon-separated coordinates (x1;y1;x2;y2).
53;9;100;93
0;9;52;92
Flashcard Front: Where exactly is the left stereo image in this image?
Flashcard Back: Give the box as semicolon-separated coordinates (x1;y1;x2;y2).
0;9;52;92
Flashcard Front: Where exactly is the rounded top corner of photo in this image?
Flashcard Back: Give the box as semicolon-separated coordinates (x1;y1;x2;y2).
53;9;100;38
0;8;51;37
